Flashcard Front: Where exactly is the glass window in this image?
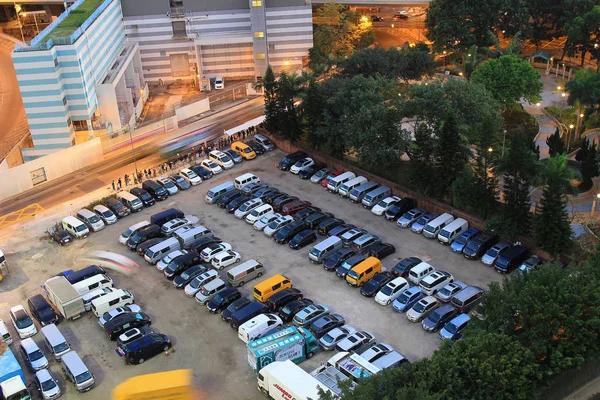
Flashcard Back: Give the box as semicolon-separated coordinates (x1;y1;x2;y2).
255;53;266;60
252;0;262;6
254;32;264;38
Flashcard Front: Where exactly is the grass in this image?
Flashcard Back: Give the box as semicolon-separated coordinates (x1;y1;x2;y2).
43;0;103;42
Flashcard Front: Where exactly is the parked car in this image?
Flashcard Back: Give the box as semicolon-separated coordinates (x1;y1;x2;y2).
253;187;280;200
93;204;118;225
263;215;294;237
35;369;61;400
335;331;374;352
169;174;191;190
190;165;213;180
216;191;243;209
323;248;356;272
320;171;342;188
422;304;458;333
211;250;241;270
200;159;223;174
375;277;410;305
293;206;321;221
221;297;251;322
247;141;264;155
264;192;287;205
157;177;179;195
265;288;303;311
396;208;425;228
188;236;222;254
104;312;152;341
518;255;545;274
407;296;439;322
289;229;317;250
328;223;355;237
319;325;357;350
98;305;142;327
340;228;367;246
360;272;394;297
51;229;73;246
435;281;468;303
359;343;394;363
116;326;154;346
310;168;334;183
272;195;299;212
161;216;199;235
392;286;424;313
136;238;163;256
117;333;171;364
180;168;202;186
310;314;345;338
278;298;314;322
200;243;233;262
366;242;396;259
207;288;242;313
385;199;417;221
157;250;188;271
184;270;218;297
225;195;251;213
336;254;366;279
317;218;345;236
254;212;282;231
274;220;308;244
419;271;454;296
241;183;263;196
450;228;479;254
281;200;311;216
481;241;512;266
225;149;243;163
392;257;422;278
173;265;208;289
278;151;307;170
410;213;438;234
299;164;324;180
305;212;334;230
440;313;470;340
290;157;315;174
293;304;329;328
372;196;401;216
10;305;37;339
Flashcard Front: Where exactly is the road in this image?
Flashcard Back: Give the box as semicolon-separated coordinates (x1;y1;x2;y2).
0;97;265;216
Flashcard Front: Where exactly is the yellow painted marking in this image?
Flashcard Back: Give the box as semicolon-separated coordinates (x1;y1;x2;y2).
0;203;44;229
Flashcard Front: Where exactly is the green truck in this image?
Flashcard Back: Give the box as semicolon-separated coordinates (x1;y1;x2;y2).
247;326;319;374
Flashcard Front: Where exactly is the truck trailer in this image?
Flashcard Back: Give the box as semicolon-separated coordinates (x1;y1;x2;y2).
43;276;85;320
112;369;193;400
257;360;335;400
0;345;29;400
247;326;319;374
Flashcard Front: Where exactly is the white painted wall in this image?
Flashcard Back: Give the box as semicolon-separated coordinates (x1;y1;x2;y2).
175;99;210;122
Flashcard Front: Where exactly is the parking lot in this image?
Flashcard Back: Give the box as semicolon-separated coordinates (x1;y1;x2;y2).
1;149;504;399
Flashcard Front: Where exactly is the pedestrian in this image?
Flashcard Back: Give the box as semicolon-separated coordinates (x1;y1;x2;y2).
153;168;157;177
133;175;138;185
111;180;115;191
168;161;173;170
124;174;129;186
117;178;122;189
138;171;143;183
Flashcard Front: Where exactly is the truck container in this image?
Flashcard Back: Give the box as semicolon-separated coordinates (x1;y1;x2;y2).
311;364;357;396
257;360;335;400
112;369;192;400
43;276;85;320
0;345;29;400
247;326;319;374
324;351;381;383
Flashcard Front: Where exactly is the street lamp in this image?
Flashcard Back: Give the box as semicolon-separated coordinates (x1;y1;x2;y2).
567;124;575;152
560;92;567;118
443;51;447;68
576;111;584;139
592;193;600;217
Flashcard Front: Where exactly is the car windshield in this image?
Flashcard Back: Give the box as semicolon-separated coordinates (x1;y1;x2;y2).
397;292;411;304
243;147;253;153
212;293;225;303
75;371;93;384
16;315;33;329
347;270;359;279
200;287;212;296
388;205;400;214
429;311;442;323
455;235;469;245
123;228;133;237
413;301;427;313
102;211;112;218
29;350;44;361
316;170;326;178
76;224;88;232
438;287;452;297
423;224;435;233
88;215;100;223
416;216;429;225
401;211;413;220
488;247;501;257
294;160;303;167
309;248;320;257
180;270;192;280
190;277;203;289
164;180;175;188
146;250;155;258
259;216;271;223
187;171;199;179
381;285;394;296
439;230;450;238
465;240;480;252
322;333;335;343
445;322;458;334
41;377;57;391
376;199;388;207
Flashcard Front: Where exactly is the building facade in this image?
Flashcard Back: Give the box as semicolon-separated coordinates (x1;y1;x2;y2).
121;0;313;85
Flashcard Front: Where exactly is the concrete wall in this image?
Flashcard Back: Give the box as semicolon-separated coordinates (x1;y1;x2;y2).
175;98;210;122
0;138;104;201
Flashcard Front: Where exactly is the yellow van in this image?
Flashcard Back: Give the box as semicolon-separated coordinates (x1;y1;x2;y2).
253;274;292;302
231;141;256;160
346;257;382;287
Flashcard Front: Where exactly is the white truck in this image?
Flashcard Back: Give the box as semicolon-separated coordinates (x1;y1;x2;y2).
310;351;380;395
257;360;336;400
43;276;85;320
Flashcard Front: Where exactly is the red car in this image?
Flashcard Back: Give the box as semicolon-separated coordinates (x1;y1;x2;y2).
282;200;312;216
320;171;344;188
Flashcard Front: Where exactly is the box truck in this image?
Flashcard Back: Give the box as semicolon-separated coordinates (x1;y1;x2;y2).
43;276;85;320
112;369;192;400
257;360;335;400
0;345;29;400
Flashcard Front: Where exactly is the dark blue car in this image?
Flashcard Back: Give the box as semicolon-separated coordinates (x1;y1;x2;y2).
190;165;213;180
450;228;479;254
392;287;423;313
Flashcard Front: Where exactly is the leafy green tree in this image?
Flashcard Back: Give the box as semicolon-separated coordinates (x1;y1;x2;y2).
546;127;565;157
564;6;600;67
434;110;470;198
262;65;280;134
301;78;325;149
470;55;543;109
566;69;600;114
526;0;568;48
576;139;599;190
275;72;302;142
468;118;501;217
396;48;436;84
409;123;437;195
534;154;578;255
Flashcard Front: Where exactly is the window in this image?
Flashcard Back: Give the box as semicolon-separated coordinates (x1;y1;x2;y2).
172;21;186;37
53;58;58;68
269;43;275;51
252;0;262;6
31;167;47;186
254;31;264;38
62;97;67;106
255;53;266;60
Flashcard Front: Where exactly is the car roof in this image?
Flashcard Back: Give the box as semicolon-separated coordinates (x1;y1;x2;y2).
450;313;470;325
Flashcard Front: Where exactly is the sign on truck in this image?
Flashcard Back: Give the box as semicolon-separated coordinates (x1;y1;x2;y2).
0;345;29;400
257;360;335;400
43;276;85;320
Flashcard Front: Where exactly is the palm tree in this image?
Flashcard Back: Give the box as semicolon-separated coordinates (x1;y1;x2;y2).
487;30;523;58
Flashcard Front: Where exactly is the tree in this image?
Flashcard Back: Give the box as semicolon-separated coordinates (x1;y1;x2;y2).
577;139;599;190
526;0;568;49
434;110;470;198
262;65;280;134
409;123;437;195
275;72;302;142
546;127;565;157
469;117;501;217
470;55;543;109
301;78;325;149
566;69;600;114
396;48;436;84
564;6;600;67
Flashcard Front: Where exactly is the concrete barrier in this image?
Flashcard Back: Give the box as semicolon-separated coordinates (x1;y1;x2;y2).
175;98;210;122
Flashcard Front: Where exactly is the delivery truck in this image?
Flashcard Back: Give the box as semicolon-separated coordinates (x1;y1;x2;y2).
321;351;380;383
43;276;85;320
257;360;335;400
112;369;192;400
247;326;319;374
0;345;29;400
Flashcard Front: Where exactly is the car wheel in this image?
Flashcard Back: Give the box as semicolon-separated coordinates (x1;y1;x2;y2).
257;272;263;278
236;258;240;263
238;281;245;287
138;358;144;364
164;345;170;351
307;352;314;359
387;299;391;305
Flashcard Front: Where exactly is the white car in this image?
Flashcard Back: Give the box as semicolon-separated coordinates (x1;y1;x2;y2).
375;277;410;305
263;215;294;237
93;204;118;225
35;369;61;400
245;204;274;224
9;305;37;339
419;271;454;296
161;216;199;235
290;157;315;174
211;250;241;270
214;76;224;89
180;168;202;185
201;159;223;174
157;177;179;195
157;249;188;271
407;296;439;322
254;212;281;231
209;150;234;169
319;325;357;351
200;243;233;262
98;304;142;327
234;199;263;219
358;343;394;363
184;269;219;297
371;196;401;216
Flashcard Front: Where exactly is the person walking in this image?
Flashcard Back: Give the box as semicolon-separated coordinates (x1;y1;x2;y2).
111;180;115;191
124;174;129;186
117;178;122;189
153;168;157;177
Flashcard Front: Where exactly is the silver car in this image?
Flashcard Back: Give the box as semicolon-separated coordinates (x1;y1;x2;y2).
481;241;512;266
35;369;61;400
410;213;437;234
161;216;199;235
254;212;282;231
319;325;356;350
310;168;333;184
263;215;294;237
157;177;179;195
358;343;394;363
435;281;468;303
93;205;118;225
396;208;425;228
98;304;142;327
407;296;439;322
157;249;188;271
335;330;374;352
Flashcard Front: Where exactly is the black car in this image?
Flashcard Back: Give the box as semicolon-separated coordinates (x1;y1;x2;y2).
278;151;307;170
336;254;366;278
51;230;73;246
273;195;299;211
367;243;396;259
274;220;308;244
422;304;458;332
253;187;279;199
265;288;303;311
463;231;500;259
323;248;356;272
221;297;251;322
230;301;268;329
104;312;152;341
130;187;155;207
136;238;163;256
225;195;251;213
264;192;287;205
164;251;202;280
289;229;317;249
117;333;171;365
116;326;154;347
305;212;334;229
328;224;356;238
216;190;242;208
188;236;222;253
225;149;243;163
247;141;264;155
317;218;345;236
298;164;324;180
293;207;321;221
190;165;213;180
173;264;208;289
207;288;242;313
384;199;416;221
127;224;161;251
278;298;314;322
392;257;422;277
169;174;191;190
360;271;394;297
310;314;345;338
105;197;130;218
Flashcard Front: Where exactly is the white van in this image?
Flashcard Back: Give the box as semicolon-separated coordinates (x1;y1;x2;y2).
205;181;235;204
209;150;234;169
254;134;275;151
90;289;134;317
422;213;454;239
408;262;436;285
309;236;343;264
238;313;283;343
338;176;367;198
245;204;274;224
235;173;261;190
362;186;392;209
72;274;113;295
174;226;212;249
327;172;356;193
116;191;144;212
144;237;181;264
349;181;378;203
195;279;227;304
437;218;468;245
82;287;114;311
75;209;105;232
61;351;95;392
119;221;150;245
181;168;202;186
41;324;70;359
226;260;266;287
0;320;12;345
62;216;89;239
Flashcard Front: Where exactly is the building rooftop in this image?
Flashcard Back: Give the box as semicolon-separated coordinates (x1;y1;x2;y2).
43;0;103;42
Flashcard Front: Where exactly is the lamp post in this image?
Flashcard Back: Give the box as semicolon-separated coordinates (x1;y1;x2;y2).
567;124;575;153
14;3;25;42
443;51;447;68
576;110;584;139
592;193;600;217
560;92;566;119
128;123;139;177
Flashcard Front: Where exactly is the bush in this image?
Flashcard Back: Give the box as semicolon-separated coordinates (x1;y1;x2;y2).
86;195;115;210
